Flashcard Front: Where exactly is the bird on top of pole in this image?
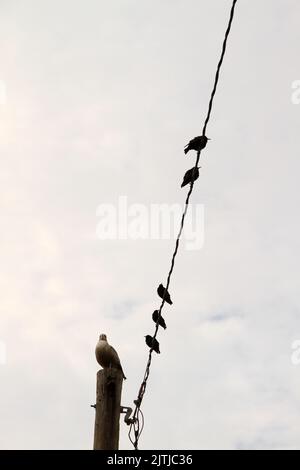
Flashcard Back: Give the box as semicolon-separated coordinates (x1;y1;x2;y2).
184;135;210;154
95;333;126;379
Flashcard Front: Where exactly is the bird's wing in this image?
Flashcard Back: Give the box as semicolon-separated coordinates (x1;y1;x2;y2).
109;345;121;365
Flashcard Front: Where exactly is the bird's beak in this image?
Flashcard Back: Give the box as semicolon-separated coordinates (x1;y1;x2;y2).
207;138;211;140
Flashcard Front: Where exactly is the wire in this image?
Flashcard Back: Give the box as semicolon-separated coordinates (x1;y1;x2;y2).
129;0;239;449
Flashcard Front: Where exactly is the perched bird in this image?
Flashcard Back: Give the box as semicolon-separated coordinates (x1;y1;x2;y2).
95;333;126;379
157;283;173;305
152;310;167;330
181;166;201;188
145;335;160;354
184;135;210;154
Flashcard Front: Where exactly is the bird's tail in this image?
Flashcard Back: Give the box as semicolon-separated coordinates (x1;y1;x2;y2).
184;146;189;155
181;181;186;188
119;365;126;380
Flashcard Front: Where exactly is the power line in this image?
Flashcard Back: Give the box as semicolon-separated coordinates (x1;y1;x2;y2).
128;0;239;449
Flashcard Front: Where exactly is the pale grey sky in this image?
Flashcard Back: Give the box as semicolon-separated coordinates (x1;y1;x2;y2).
0;0;300;449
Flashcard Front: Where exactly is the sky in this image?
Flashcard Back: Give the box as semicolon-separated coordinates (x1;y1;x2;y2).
0;0;300;450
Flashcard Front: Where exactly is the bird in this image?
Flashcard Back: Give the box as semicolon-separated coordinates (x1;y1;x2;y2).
157;283;173;305
181;166;201;188
95;333;126;379
184;135;210;154
152;310;167;330
145;335;160;354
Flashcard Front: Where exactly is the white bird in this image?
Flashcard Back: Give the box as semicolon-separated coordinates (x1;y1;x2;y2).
95;334;126;379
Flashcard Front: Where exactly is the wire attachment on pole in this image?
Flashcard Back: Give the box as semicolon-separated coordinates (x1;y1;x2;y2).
120;406;137;425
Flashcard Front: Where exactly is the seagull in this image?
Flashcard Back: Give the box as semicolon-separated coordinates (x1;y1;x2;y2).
95;334;126;379
152;310;167;330
181;166;201;188
157;283;173;305
184;135;210;154
145;335;160;354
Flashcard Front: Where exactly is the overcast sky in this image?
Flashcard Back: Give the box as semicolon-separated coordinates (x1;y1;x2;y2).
0;0;300;450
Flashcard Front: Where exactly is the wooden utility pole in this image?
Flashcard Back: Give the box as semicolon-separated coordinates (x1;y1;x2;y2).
93;368;123;450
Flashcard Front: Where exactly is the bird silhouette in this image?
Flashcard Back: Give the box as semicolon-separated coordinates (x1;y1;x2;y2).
157;283;173;305
152;310;167;330
184;135;210;154
95;333;126;379
145;335;160;354
181;166;201;188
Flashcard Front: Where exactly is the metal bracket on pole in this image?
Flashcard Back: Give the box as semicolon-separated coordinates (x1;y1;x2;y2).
120;406;136;425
